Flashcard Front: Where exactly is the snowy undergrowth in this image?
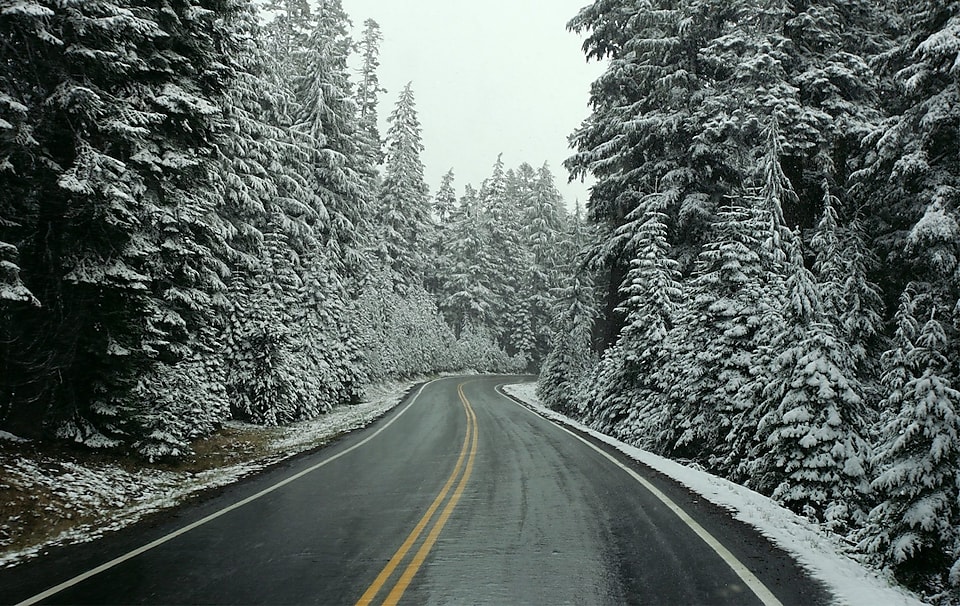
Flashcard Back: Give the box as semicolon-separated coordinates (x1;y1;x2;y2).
0;378;423;569
501;382;927;606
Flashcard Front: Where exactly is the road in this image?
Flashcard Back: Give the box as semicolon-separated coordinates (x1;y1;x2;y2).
2;376;830;605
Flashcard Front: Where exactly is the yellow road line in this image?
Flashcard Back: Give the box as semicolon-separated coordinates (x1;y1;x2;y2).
382;385;478;605
355;383;477;606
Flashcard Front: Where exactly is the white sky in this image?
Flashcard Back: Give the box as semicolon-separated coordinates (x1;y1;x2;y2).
340;0;605;208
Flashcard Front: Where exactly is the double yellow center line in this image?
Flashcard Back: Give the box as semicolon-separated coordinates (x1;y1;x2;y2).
356;382;478;606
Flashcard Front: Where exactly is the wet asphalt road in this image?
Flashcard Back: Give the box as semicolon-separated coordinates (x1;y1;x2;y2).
1;376;831;605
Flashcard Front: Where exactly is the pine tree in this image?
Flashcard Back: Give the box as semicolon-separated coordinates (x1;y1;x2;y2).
837;217;885;380
376;82;431;284
290;0;370;279
478;155;530;356
661;120;795;472
583;200;682;444
356;18;385;153
518;163;568;366
811;183;845;318
855;1;959;353
354;17;384;198
437;184;497;334
0;0;248;453
539;272;598;416
754;245;870;529
568;0;886;346
862;303;960;597
434;168;457;225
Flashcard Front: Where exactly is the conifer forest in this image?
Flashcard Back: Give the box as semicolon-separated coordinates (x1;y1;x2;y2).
2;0;960;603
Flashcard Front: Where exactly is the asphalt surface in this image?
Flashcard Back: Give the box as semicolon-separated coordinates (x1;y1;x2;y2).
1;376;832;605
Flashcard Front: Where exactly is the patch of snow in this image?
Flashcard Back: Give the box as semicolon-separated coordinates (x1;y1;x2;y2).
908;199;959;248
501;382;926;606
0;430;28;443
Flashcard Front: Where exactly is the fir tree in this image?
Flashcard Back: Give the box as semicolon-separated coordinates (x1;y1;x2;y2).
434;168;457;225
862;304;960;598
755;246;870;529
291;0;370;278
356;18;385;151
354;17;384;197
583;200;681;444
811;182;845;319
0;0;247;453
376;82;431;284
539;273;598;416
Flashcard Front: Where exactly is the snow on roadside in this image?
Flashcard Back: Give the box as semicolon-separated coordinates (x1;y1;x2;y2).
0;430;28;443
500;381;926;606
0;378;420;569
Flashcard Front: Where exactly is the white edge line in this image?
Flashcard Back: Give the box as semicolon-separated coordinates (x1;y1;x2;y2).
16;379;439;606
494;384;785;606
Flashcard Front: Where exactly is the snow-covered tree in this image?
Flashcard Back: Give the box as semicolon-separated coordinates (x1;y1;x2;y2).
753;246;870;529
434;168;457;225
0;0;250;453
582;200;681;443
436;184;496;334
354;17;384;197
356;17;384;152
375;82;431;284
290;0;370;278
811;183;845;317
861;305;960;597
539;272;599;416
517;163;568;366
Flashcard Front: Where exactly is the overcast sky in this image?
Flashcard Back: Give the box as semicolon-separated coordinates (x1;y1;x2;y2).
339;0;605;209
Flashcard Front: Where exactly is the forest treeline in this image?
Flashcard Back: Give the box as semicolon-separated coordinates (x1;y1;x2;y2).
0;1;579;459
534;0;960;601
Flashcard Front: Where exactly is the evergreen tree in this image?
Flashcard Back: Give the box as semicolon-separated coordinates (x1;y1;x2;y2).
754;247;870;529
437;184;497;334
568;0;885;345
356;18;385;153
376;82;431;284
582;200;681;444
539;272;599;416
862;304;960;598
856;0;960;313
518;163;568;366
0;0;247;453
291;0;370;278
434;168;457;225
811;183;845;317
837;217;886;381
354;17;384;196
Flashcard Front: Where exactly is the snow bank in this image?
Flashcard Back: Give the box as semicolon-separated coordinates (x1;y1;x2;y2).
501;382;926;606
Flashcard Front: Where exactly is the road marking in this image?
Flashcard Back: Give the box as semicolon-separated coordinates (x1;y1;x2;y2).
355;389;473;605
382;384;478;605
357;382;479;606
15;379;441;606
497;384;785;606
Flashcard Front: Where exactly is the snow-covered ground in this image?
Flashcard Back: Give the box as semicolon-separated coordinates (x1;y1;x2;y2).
0;378;421;569
500;381;926;606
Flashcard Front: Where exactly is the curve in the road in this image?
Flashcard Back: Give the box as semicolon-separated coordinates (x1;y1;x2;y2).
357;381;478;605
3;375;830;606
